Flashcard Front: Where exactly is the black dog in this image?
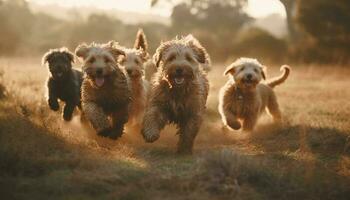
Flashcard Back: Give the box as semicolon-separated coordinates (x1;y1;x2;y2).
42;48;83;121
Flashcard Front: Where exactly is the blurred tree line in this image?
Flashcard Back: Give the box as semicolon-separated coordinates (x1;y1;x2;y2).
0;0;349;64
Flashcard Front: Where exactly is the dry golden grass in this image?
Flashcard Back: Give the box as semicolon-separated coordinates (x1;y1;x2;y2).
0;57;349;199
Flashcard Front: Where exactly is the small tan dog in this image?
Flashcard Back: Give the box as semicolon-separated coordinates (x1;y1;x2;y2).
75;41;131;139
118;29;150;127
218;58;290;131
141;35;210;154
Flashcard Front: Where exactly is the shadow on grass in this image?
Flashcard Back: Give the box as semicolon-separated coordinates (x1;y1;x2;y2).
250;123;349;155
194;149;350;200
0;101;147;200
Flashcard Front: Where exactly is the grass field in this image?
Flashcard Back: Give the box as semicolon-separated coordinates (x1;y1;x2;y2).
0;57;349;199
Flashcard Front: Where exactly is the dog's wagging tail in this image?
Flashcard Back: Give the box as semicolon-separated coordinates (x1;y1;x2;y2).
266;65;290;88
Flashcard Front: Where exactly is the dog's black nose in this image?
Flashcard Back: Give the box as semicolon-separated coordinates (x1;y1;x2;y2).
176;68;183;75
247;74;252;79
127;69;132;75
96;68;103;75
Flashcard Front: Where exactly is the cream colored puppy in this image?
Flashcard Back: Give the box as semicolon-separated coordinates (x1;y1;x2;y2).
218;58;290;131
118;29;150;127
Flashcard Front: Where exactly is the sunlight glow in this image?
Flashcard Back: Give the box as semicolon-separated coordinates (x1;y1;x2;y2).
247;0;286;18
29;0;286;18
30;0;171;16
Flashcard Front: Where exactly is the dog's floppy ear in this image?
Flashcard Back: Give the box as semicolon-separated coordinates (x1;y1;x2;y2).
186;35;211;65
224;62;239;76
153;41;171;68
134;29;148;52
261;65;267;80
75;43;90;59
104;41;126;62
41;50;52;66
61;48;75;64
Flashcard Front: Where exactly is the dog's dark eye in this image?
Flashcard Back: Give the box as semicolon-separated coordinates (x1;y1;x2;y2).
134;58;140;65
185;54;194;62
167;54;176;63
104;56;111;63
88;57;95;63
240;66;245;71
254;68;258;73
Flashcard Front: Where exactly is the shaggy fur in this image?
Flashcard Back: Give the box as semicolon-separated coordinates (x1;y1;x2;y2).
75;41;131;139
118;29;150;127
42;47;83;121
218;58;290;131
141;35;210;154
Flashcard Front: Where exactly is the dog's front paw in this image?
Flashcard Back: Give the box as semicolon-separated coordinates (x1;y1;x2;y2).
108;126;125;140
97;127;114;138
227;120;241;130
48;99;59;111
63;113;73;121
142;129;160;143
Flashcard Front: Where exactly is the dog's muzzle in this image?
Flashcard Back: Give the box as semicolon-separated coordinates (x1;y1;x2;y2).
52;71;65;80
242;74;257;84
127;69;141;79
173;68;186;85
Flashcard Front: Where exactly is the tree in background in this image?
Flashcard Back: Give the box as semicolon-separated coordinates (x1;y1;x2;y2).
233;28;287;63
279;0;300;41
0;0;34;54
152;0;252;60
295;0;350;63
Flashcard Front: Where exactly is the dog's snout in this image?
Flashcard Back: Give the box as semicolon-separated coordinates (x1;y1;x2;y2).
246;74;252;79
176;68;183;75
96;68;103;75
127;69;133;75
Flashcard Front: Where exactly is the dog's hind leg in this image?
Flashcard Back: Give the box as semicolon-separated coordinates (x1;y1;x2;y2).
177;115;202;154
267;93;282;122
110;108;129;139
242;113;258;132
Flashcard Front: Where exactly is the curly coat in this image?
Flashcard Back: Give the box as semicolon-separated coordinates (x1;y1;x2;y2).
75;41;131;139
141;35;210;154
218;58;290;131
118;29;151;127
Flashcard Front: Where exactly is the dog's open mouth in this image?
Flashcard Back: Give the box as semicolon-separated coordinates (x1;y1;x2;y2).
174;77;185;85
95;77;105;87
242;79;257;86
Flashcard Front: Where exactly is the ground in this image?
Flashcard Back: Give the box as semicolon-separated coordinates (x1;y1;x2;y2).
0;57;349;200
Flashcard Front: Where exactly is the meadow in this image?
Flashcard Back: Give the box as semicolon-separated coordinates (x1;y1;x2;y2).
0;57;349;199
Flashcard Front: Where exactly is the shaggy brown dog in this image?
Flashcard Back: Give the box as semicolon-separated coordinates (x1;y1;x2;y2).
118;29;150;127
75;41;131;139
218;58;290;131
42;48;83;121
141;35;210;154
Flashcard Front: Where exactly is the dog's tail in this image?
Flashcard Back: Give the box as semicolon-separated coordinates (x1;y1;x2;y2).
266;65;290;88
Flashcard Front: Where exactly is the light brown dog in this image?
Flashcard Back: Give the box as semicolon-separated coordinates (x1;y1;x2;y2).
118;29;150;127
218;58;290;131
75;41;131;139
141;35;210;154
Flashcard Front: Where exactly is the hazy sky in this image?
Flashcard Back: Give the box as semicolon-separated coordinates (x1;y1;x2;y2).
29;0;286;18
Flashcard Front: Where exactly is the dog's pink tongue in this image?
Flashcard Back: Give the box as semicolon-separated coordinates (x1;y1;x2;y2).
95;77;105;87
